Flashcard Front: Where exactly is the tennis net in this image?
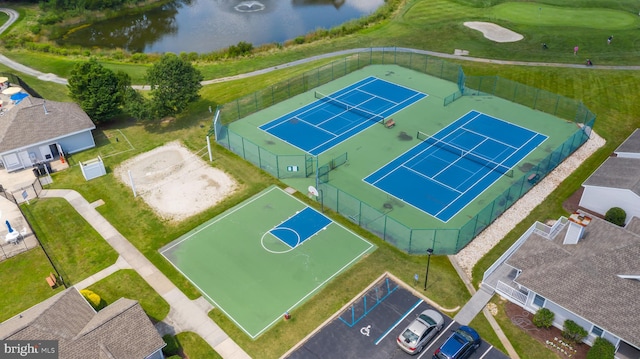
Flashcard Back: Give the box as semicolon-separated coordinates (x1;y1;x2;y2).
315;91;385;125
416;131;514;177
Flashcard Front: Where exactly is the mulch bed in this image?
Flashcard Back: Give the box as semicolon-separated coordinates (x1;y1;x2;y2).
504;301;590;358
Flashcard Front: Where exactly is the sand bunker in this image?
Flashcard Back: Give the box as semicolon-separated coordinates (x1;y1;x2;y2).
114;142;237;222
464;21;523;43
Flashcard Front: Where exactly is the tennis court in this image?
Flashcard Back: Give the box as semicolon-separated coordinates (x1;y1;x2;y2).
364;111;547;222
259;76;426;155
159;186;374;338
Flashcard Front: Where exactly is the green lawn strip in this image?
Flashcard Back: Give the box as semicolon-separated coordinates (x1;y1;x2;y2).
21;198;118;285
176;332;223;359
468;309;507;355
490;297;558;359
86;269;169;322
0;247;64;322
491;3;638;30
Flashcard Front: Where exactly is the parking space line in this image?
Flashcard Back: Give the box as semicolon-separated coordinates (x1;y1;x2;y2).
478;345;494;358
374;299;423;345
417;321;455;359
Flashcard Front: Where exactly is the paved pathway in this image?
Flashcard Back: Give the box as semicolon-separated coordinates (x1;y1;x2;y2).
40;189;251;359
449;255;520;359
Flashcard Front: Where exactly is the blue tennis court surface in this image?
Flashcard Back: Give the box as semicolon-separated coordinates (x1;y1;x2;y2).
270;207;332;247
259;76;426;155
364;111;547;222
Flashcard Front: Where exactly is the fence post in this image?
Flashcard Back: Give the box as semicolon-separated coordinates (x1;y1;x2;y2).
424;54;428;74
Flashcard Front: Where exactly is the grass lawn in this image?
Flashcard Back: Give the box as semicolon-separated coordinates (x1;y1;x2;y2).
0;247;64;322
86;269;170;322
176;332;223;359
21;198;119;285
489;297;558;359
3;0;640;358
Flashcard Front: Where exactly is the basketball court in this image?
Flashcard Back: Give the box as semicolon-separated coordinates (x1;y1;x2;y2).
159;186;375;338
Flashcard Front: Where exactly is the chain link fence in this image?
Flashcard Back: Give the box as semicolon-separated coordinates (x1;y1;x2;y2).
213;48;595;254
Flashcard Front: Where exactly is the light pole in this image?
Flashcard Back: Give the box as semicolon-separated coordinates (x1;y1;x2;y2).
423;248;434;291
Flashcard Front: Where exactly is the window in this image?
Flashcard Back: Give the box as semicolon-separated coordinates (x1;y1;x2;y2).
533;294;546;307
591;326;603;337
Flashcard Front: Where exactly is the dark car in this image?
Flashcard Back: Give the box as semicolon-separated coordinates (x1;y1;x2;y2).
433;325;481;359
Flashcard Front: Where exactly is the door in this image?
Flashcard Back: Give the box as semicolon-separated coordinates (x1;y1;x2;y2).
18;151;32;168
39;145;53;161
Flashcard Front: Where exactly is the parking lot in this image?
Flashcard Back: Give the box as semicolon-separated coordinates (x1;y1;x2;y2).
285;276;509;359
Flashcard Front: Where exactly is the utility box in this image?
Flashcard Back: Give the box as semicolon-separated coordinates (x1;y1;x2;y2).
80;156;107;181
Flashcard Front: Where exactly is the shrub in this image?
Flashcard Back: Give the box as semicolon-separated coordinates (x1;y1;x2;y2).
562;320;587;342
38;13;62;25
605;207;626;226
162;334;180;356
532;308;554;328
80;289;102;310
587;337;615;359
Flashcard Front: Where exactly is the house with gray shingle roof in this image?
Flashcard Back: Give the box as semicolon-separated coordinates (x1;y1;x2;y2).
482;212;640;358
0;288;165;359
579;129;640;221
0;96;95;172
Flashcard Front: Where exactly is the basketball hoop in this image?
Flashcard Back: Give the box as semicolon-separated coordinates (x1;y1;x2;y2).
308;185;319;197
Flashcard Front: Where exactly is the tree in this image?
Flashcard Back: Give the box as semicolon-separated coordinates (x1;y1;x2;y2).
145;53;203;118
122;87;152;121
68;59;131;124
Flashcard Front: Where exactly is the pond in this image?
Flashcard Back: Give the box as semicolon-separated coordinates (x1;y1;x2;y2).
58;0;384;54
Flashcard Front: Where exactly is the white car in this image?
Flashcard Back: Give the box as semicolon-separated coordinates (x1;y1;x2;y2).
397;309;445;355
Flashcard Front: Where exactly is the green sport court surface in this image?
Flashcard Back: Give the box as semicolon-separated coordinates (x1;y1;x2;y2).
160;186;375;338
221;64;581;248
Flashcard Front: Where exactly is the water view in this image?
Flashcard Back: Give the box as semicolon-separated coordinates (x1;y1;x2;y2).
59;0;384;54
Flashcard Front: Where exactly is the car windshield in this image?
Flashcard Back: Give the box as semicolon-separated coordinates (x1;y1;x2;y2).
418;313;436;326
401;329;419;344
456;329;474;342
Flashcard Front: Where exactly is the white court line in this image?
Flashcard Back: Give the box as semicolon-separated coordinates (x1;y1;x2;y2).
400;163;463;194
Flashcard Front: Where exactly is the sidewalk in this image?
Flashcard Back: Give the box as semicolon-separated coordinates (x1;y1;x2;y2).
41;189;250;359
449;255;520;359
